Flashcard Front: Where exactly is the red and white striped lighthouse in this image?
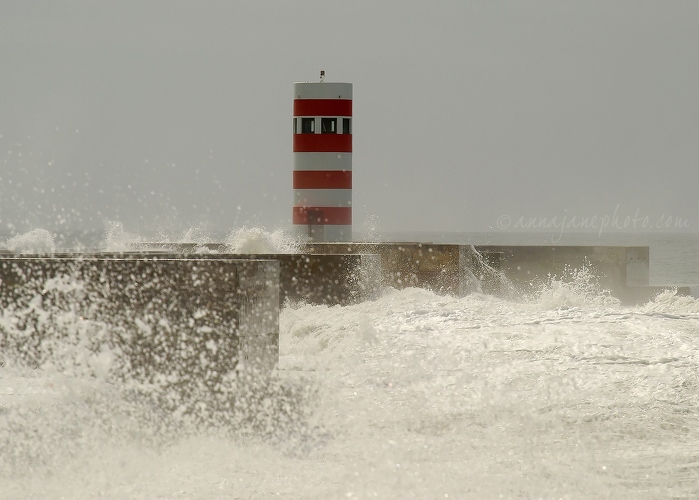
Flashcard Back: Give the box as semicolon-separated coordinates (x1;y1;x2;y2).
292;71;352;241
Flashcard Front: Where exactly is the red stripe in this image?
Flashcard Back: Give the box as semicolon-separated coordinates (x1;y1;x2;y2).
294;99;352;117
293;134;352;153
293;170;351;189
292;206;352;225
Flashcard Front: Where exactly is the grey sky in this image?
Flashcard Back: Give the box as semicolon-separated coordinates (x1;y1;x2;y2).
1;1;698;236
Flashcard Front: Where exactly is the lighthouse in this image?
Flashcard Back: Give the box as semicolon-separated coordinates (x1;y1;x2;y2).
292;71;352;241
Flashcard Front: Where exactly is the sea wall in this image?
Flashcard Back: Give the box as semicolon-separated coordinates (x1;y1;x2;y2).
298;243;669;304
124;247;379;306
0;257;280;381
9;243;667;310
474;245;650;301
300;242;504;296
129;242;505;298
202;253;379;305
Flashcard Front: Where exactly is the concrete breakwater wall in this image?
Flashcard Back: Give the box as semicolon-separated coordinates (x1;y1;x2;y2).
301;242;504;296
251;253;379;305
300;242;690;304
473;245;697;303
129;242;498;298
127;242;663;302
192;252;379;306
474;245;650;302
125;246;380;306
0;257;280;388
7;243;681;329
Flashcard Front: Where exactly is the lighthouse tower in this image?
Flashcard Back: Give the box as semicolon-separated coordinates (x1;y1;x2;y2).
292;71;352;241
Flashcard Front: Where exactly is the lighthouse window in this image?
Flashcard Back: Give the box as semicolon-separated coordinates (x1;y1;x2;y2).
321;118;337;134
343;118;351;135
293;118;297;134
301;117;315;134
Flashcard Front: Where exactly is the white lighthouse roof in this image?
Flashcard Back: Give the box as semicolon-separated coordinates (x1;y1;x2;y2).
294;82;352;100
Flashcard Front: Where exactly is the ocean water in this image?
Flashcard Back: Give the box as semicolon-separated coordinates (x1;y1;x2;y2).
1;228;699;499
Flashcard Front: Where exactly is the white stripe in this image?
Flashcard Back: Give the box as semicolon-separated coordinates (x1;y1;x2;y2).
294;189;351;207
294;152;352;171
294;82;352;100
292;224;352;242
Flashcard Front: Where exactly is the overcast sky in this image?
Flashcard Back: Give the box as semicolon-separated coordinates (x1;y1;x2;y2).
1;1;697;237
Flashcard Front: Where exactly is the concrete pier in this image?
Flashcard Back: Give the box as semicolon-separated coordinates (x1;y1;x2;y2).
474;245;650;302
129;242;501;298
8;242;689;316
299;242;691;304
300;242;504;296
125;246;380;306
0;257;280;382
